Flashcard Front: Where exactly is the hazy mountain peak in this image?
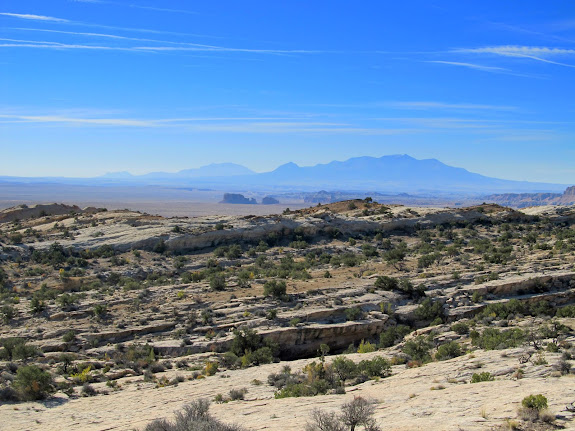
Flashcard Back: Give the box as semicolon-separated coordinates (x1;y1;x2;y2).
99;171;134;178
177;163;255;177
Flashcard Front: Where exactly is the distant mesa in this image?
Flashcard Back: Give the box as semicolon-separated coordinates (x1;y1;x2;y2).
221;193;257;204
486;185;575;208
261;196;280;205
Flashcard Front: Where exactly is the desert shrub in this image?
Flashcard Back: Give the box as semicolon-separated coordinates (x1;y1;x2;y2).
93;304;108;318
553;360;571;375
0;337;38;361
29;296;46;314
470;372;494;383
209;274;227;291
451;322;470;335
374;276;398;291
357;357;391;379
204;361;219;376
403;336;432;363
141;398;245;431
13;365;54;400
81;383;97;397
289;240;309;249
470;328;525;350
57;293;80;310
229;327;279;366
345;307;364;321
229;387;247;401
1;305;16;323
305;409;345;431
361;244;378;257
263;280;286;299
417;252;442;268
112;343;156;372
522;394;548;411
435;341;462;361
62;330;76;343
331;356;357;382
341;253;362;267
306;397;381;431
555;304;575;318
220;352;240;369
357;340;376;354
414;298;444;323
379;325;411;348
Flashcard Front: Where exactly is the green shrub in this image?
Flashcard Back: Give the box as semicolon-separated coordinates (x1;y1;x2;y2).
435;341;462;361
470;372;494;383
1;305;16;323
263;280;286;299
331;356;357;382
403;336;432;363
470;328;525;350
357;356;391;378
29;296;46;314
379;325;411;348
451;322;469;335
345;307;364;321
556;304;575;318
521;394;548;411
357;339;376;354
0;337;38;361
361;244;378;257
13;365;54;400
374;276;398;291
209;274;226;291
62;330;76;343
414;298;444;322
229;327;278;366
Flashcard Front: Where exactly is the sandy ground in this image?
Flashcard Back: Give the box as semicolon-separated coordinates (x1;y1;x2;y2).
2;349;573;431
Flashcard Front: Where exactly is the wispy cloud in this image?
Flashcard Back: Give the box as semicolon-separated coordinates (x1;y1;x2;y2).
387;101;517;111
127;5;198;15
0;112;416;135
69;0;198;15
0;12;69;22
0;114;323;127
454;45;575;68
0;40;323;55
0;114;155;127
375;117;498;129
426;60;508;73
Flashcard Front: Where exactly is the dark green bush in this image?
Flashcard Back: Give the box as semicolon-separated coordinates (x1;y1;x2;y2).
470;372;494;383
451;322;470;335
374;276;398;291
414;298;444;322
210;274;227;291
379;325;411;348
522;394;547;410
263;280;286;299
13;365;54;400
403;336;432;363
435;341;462;361
470;328;525;350
345;307;364;321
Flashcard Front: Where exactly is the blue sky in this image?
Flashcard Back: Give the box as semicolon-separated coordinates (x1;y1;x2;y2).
0;1;574;183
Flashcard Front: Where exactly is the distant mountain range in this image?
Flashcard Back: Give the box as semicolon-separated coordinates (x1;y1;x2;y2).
101;163;255;179
0;155;570;195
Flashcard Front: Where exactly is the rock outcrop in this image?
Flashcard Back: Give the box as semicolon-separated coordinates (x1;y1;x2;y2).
221;193;257;204
261;196;280;205
0;203;83;224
